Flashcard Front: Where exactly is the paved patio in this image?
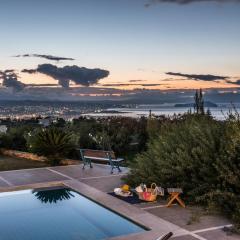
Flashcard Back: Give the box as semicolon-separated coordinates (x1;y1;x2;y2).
0;163;239;240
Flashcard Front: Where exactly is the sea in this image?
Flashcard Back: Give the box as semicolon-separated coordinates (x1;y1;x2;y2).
84;103;240;121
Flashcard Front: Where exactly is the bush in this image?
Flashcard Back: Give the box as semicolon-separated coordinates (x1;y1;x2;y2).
0;126;38;151
206;113;240;226
125;114;223;203
125;112;240;226
70;117;148;158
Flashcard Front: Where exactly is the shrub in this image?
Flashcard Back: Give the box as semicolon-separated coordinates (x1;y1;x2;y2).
206;113;240;226
125;111;240;226
0;126;38;151
125;114;223;203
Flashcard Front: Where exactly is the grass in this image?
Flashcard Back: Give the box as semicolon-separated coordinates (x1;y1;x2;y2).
0;155;49;171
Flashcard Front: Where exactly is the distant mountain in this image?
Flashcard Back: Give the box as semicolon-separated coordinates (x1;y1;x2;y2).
175;101;218;108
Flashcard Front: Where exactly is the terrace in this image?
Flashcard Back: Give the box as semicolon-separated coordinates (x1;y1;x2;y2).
0;163;237;240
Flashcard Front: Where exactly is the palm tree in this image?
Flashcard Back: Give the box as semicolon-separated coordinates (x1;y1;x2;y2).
27;127;78;165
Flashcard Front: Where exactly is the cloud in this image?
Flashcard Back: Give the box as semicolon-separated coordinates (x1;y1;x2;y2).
27;83;59;87
14;54;74;61
102;83;139;87
101;83;162;87
0;70;25;91
141;84;163;86
129;80;144;82
226;79;240;85
22;64;110;88
145;0;240;7
166;72;228;81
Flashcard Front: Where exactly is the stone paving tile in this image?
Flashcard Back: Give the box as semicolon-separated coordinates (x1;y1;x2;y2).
51;164;128;179
0;178;9;187
198;229;240;240
81;175;124;192
186;215;231;232
135;199;171;208
172;235;198;240
0;168;68;186
146;205;232;232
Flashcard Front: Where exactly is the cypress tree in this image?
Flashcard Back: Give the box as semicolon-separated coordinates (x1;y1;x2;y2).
199;89;205;115
194;89;205;115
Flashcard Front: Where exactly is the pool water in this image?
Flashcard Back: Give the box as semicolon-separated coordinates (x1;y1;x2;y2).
0;187;145;240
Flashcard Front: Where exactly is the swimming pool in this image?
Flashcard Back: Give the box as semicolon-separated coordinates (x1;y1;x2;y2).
0;187;145;240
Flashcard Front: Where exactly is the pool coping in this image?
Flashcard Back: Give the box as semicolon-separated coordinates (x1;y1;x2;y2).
0;179;189;240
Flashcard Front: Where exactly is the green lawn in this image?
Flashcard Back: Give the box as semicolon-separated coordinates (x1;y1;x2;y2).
0;155;49;171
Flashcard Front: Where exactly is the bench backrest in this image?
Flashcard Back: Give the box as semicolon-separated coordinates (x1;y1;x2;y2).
80;149;116;160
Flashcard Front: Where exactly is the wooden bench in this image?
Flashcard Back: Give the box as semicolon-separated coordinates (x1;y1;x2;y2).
79;149;124;174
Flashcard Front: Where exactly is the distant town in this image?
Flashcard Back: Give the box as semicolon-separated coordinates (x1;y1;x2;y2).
0;100;136;120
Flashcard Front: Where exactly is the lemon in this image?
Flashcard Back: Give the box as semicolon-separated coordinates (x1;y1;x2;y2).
121;184;130;192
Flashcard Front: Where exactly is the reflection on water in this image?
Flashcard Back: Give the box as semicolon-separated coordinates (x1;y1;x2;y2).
32;188;75;204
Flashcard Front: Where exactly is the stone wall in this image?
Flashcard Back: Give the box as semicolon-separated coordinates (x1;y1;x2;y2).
0;148;47;162
0;148;80;165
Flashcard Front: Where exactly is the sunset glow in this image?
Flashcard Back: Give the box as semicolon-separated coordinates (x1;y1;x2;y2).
0;0;239;101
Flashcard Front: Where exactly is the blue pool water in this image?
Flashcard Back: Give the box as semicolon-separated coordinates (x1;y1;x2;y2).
0;187;145;240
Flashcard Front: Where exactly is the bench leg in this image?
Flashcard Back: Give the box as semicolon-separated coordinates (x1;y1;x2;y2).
82;160;87;169
167;193;179;207
176;196;186;208
82;159;93;169
117;163;122;172
110;164;122;174
167;193;186;208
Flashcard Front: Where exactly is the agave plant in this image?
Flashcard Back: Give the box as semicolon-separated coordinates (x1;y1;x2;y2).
27;127;78;165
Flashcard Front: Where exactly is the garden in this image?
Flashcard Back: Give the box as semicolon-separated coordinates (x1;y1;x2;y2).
0;91;239;229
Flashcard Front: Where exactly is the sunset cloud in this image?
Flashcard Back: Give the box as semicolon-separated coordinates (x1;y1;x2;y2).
14;54;74;62
226;79;240;85
101;83;163;87
22;64;110;88
166;72;228;81
129;80;145;82
0;70;25;91
145;0;240;7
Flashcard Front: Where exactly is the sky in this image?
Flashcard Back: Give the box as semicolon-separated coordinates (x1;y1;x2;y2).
0;0;240;101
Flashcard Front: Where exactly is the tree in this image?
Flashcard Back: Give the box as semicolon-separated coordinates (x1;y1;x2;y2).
26;127;78;165
194;89;205;115
0;125;39;151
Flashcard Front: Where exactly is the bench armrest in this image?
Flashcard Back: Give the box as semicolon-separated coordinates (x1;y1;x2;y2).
112;158;124;162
